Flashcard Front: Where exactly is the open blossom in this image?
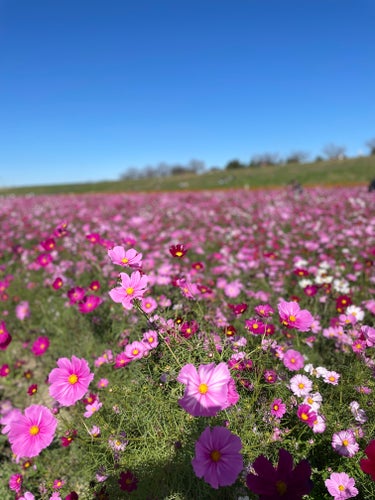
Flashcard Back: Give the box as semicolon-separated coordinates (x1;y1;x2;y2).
283;349;305;371
16;301;30;320
290;374;313;397
31;336;50;356
360;439;375;480
192;426;243;489
124;341;147;360
108;246;142;268
109;270;148;309
177;362;237;417
278;299;314;331
8;404;57;458
246;448;313;499
270;398;286;419
48;356;94;406
332;430;359;457
297;404;317;427
325;472;358;499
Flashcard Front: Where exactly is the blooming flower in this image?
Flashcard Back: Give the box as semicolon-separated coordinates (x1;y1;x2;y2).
290;374;313;397
78;295;102;314
8;404;57;458
16;301;30;320
325;472;358;499
283;349;305;371
118;470;138;492
246;448;313;499
108;246;142;268
109;270;148;309
192;426;243;489
31;336;50;356
278;300;313;331
169;243;188;258
297;404;317;427
48;356;94;406
270;398;286;419
177;362;235;417
332;430;359;457
84;400;102;418
360;439;375;480
9;473;23;493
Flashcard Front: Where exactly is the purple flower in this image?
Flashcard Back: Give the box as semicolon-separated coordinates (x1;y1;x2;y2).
192;426;243;489
246;448;313;499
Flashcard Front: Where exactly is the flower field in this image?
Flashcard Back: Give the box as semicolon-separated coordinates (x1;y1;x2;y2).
1;186;375;499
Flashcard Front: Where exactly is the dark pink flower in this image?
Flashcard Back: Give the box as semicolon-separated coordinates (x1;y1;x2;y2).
246;448;313;499
360;439;375;480
192;426;243;489
118;470;138;492
78;295;102;314
297;404;317;427
31;336;50;356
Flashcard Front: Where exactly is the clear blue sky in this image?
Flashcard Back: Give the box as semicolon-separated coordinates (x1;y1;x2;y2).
0;0;374;187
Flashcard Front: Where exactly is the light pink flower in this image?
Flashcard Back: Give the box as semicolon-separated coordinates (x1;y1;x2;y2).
278;299;314;331
109;271;148;309
290;374;313;397
125;340;147;360
108;246;142;268
325;472;358;499
8;404;57;458
16;301;30;320
332;430;359;457
177;362;234;417
48;356;94;406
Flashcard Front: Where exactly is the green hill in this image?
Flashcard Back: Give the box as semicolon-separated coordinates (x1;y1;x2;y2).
1;155;374;195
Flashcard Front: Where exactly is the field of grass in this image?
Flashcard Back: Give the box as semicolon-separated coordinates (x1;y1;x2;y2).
1;155;374;195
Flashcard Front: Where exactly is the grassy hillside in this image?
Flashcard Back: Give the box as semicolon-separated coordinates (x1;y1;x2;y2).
1;155;374;195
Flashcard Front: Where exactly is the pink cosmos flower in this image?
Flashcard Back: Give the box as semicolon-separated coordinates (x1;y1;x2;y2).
177;362;235;417
109;270;148;310
19;492;35;500
0;364;10;377
270;398;286;418
142;330;159;349
325;472;358;499
0;321;12;350
9;473;23;493
124;340;147;360
31;336;50;356
8;404;57;458
78;295;102;314
332;430;359;457
278;299;314;331
48;356;94;406
97;378;109;389
283;349;305;371
16;301;30;320
84;400;102;418
246;448;313;499
297;404;317;427
108;246;143;268
67;287;85;304
1;408;22;434
192;426;243;489
114;351;132;368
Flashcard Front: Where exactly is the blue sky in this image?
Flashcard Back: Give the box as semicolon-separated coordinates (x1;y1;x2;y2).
0;0;374;187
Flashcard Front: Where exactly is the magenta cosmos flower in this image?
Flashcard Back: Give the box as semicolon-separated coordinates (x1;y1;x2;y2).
278;300;313;331
325;472;358;499
192;426;243;489
48;356;94;406
109;271;148;310
177;362;237;417
360;439;375;480
8;404;57;458
246;448;313;499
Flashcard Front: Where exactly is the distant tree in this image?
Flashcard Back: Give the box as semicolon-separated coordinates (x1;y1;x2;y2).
365;138;375;156
286;151;310;164
225;159;245;170
314;155;324;163
187;159;206;174
322;143;346;160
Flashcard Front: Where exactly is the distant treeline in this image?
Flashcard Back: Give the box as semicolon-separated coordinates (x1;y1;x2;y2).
120;138;375;180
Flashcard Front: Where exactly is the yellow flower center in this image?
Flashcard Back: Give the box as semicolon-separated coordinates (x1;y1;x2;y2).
338;485;345;491
175;251;183;257
68;374;78;384
289;315;296;322
29;425;39;435
342;439;349;446
253;323;258;329
198;383;208;394
132;349;139;356
276;480;287;495
298;383;305;389
126;287;134;295
210;450;221;462
121;257;129;264
301;412;308;420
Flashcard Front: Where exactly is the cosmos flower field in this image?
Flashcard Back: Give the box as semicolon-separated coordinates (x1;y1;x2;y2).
1;186;375;499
